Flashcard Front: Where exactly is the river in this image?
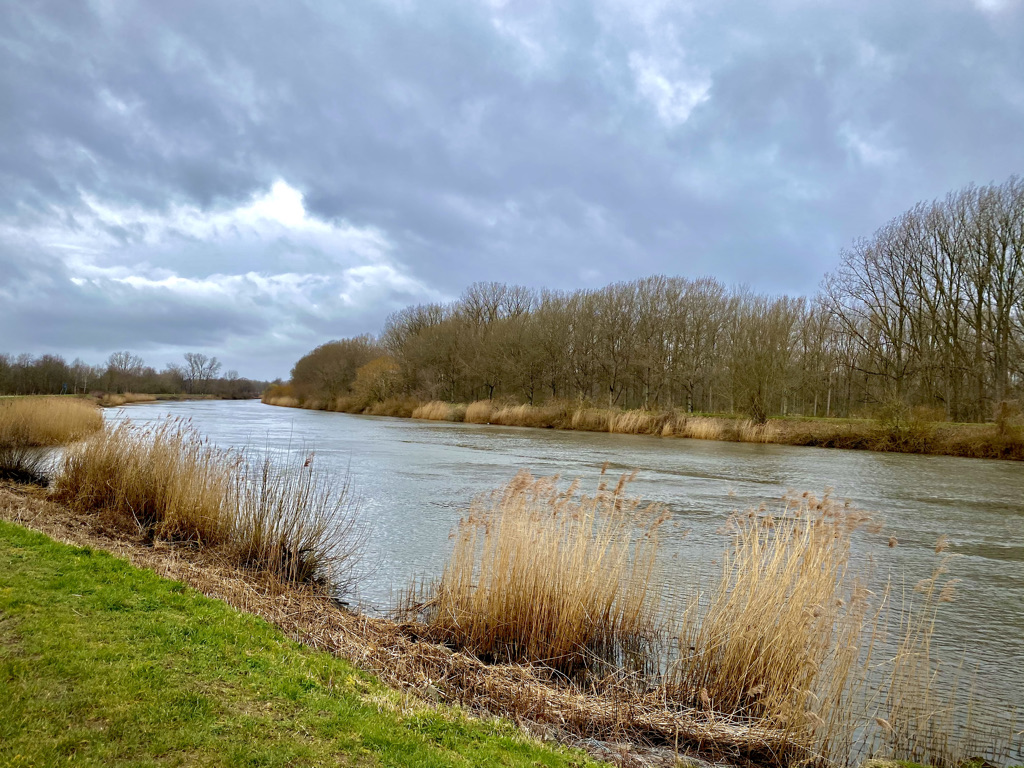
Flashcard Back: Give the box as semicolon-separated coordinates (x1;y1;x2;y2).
106;399;1023;754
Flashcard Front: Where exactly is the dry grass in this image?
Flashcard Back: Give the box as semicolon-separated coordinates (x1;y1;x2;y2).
406;469;666;679
411;400;465;421
736;419;779;443
465;400;495;424
666;492;877;762
264;395;301;408
871;559;997;767
52;418;364;587
54;419;234;545
609;410;659;435
0;397;103;446
0;397;103;484
230;452;366;589
676;416;727;441
570;408;612;432
364;396;419;418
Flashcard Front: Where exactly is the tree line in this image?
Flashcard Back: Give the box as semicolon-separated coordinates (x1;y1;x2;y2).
0;350;267;399
287;176;1023;423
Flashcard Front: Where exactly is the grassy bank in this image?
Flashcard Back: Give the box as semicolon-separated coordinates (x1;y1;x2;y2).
262;394;1024;461
0;519;598;768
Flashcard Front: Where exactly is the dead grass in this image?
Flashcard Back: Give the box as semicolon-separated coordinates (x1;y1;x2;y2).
736;419;779;443
54;419;234;545
264;395;301;408
676;416;727;441
411;400;465;422
0;397;103;484
667;492;877;762
0;396;103;446
406;469;666;679
571;408;612;432
230;452;366;589
609;410;661;435
52;418;363;586
871;559;997;767
465;400;495;424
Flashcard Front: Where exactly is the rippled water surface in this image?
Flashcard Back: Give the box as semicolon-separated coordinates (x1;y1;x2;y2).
108;399;1023;744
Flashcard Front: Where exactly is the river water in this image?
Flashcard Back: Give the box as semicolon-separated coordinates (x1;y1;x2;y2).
106;399;1023;752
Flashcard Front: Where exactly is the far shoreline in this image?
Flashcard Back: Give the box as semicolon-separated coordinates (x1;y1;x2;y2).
261;396;1024;462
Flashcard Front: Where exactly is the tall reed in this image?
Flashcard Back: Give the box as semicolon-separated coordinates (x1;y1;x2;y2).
230;452;365;588
411;400;465;421
0;397;102;484
465;400;495;424
53;418;364;587
55;419;234;545
871;558;1007;767
411;469;666;677
0;397;102;446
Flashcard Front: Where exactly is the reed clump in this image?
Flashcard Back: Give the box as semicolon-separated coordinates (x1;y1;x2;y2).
0;397;103;484
0;397;103;446
465;400;495;424
609;409;664;435
570;407;612;432
53;418;363;587
54;419;234;545
230;453;366;589
872;558;998;767
677;416;727;441
666;492;877;761
411;400;465;421
409;469;667;678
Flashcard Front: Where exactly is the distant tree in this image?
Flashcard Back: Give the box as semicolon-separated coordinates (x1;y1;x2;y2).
106;351;144;393
183;352;222;394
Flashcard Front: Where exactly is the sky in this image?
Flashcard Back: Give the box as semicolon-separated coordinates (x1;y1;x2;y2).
1;0;1022;381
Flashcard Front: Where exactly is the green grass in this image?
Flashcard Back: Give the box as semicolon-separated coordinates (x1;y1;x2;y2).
0;521;599;768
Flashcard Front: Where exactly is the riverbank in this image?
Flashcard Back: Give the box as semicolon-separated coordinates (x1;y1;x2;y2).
0;484;784;768
261;395;1024;461
0;498;607;768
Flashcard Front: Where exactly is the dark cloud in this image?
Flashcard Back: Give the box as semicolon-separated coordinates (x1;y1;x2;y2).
1;0;1022;378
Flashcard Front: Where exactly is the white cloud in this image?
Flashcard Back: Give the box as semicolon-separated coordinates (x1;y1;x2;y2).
840;124;902;168
629;52;710;127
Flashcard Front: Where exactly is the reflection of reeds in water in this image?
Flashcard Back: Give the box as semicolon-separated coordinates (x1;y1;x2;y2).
409;468;666;678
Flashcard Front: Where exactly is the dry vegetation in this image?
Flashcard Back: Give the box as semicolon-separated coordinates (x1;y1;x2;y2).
1;444;1018;766
406;470;666;679
53;418;364;587
401;474;1018;768
0;396;103;484
267;390;1024;460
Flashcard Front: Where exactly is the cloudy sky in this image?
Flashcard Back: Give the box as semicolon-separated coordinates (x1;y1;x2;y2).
2;0;1022;380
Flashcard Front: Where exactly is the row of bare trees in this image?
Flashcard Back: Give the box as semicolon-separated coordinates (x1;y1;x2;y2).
0;351;266;398
288;177;1022;423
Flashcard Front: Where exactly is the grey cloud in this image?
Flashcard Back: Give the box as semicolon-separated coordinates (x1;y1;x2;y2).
1;0;1022;378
